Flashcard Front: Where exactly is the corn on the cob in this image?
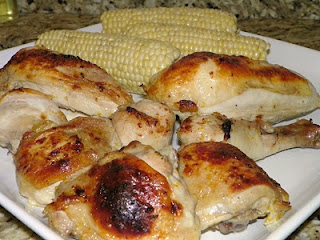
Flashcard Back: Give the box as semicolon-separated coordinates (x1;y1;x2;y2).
100;7;237;35
123;22;270;60
36;30;181;95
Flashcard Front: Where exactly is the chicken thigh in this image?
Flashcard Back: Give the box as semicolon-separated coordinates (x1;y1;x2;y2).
0;47;133;117
14;117;122;206
178;112;320;160
110;99;176;150
45;141;201;240
178;141;291;233
0;88;67;153
146;52;320;123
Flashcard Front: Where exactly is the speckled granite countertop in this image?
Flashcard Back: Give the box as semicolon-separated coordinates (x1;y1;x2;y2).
0;6;320;240
0;13;319;51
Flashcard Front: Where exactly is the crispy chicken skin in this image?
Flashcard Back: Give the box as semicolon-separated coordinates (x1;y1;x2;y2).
110;99;176;151
45;141;200;240
145;52;320;122
0;88;67;153
178;112;320;160
14;117;122;206
178;142;291;233
0;47;133;117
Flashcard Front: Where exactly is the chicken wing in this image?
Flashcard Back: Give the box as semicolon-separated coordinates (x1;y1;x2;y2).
0;88;67;153
110;99;176;151
14;117;122;206
45;141;200;240
0;47;133;117
145;52;320;123
178;112;320;160
178;141;291;233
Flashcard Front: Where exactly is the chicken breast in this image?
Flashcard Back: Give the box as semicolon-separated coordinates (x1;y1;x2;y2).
45;141;200;240
0;47;133;117
145;52;320;123
110;99;176;151
0;88;67;153
178;112;320;160
178;141;291;233
14;117;122;206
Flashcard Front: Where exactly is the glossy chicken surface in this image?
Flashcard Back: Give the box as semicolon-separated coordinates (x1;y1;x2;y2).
0;47;133;117
178;142;291;232
178;112;320;160
146;52;320;122
111;99;176;151
45;141;200;240
14;117;122;206
0;88;67;153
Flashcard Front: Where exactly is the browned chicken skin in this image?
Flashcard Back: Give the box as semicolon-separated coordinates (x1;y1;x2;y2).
1;46;313;239
146;52;320;122
178;141;291;232
0;47;133;117
45;141;200;240
14;117;122;206
178;112;320;160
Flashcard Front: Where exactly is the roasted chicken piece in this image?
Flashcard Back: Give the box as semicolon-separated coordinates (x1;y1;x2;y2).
0;88;67;153
14;117;122;206
110;99;176;151
178;112;320;160
45;141;201;240
0;47;133;117
145;52;320;123
178;142;291;233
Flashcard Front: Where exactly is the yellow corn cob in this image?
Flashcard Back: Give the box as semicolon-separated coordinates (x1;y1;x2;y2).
100;7;237;35
123;22;270;60
36;30;181;94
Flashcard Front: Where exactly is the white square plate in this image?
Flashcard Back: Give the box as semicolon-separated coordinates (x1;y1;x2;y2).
1;24;320;240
